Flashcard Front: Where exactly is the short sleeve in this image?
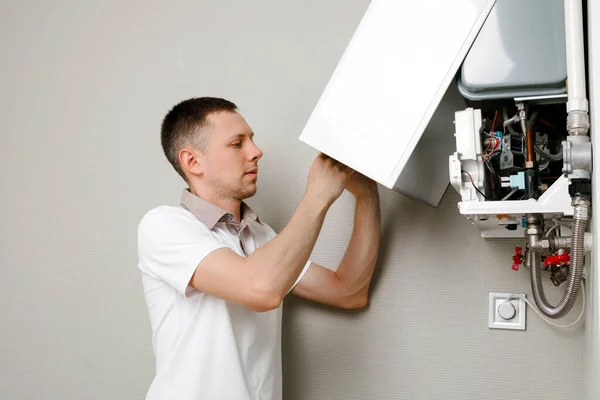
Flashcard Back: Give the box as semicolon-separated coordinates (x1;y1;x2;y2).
260;222;312;293
137;207;227;296
289;260;312;293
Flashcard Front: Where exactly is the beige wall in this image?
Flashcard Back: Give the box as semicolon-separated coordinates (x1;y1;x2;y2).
0;1;584;399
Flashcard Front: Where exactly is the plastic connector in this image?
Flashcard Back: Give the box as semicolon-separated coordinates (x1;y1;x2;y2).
509;172;526;190
569;178;592;198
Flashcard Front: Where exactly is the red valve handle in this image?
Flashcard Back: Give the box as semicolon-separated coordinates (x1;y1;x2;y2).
544;253;570;267
512;247;523;271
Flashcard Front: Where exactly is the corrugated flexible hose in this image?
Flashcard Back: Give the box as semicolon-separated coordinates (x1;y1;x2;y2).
530;198;589;318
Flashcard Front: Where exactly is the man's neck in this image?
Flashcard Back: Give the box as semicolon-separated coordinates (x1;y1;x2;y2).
189;186;242;223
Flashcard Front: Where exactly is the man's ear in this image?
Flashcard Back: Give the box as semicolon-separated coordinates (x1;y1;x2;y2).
179;148;205;177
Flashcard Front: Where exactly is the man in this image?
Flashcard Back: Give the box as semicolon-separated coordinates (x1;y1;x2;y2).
137;97;381;400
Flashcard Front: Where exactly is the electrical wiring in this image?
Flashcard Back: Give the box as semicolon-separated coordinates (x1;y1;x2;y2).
545;222;562;238
478;158;505;201
461;170;491;200
482;111;506;162
491;110;498;133
481;136;501;162
505;280;586;329
545;216;574;238
480;111;503;162
501;188;518;201
480;134;495;160
535;143;563;161
484;159;498;176
484;160;498;193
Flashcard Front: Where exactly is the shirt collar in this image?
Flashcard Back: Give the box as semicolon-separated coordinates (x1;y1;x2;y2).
180;189;260;229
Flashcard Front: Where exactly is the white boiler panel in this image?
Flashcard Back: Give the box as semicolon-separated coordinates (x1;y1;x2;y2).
299;0;496;206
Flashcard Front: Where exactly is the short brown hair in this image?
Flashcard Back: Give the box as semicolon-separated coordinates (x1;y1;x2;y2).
160;97;237;179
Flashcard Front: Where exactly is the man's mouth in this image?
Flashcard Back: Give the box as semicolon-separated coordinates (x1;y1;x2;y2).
245;168;258;176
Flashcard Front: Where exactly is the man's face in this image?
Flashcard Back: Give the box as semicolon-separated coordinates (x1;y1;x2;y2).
201;111;263;200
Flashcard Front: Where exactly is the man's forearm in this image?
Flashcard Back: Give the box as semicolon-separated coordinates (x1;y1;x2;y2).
245;194;328;298
335;191;381;297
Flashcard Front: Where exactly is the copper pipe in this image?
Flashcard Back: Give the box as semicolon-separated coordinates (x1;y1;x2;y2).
526;125;535;164
518;105;535;167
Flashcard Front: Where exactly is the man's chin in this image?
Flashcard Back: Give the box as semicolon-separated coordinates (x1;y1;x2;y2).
237;185;257;200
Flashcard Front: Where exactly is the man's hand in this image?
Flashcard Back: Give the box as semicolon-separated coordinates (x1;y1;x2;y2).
306;153;354;207
345;171;378;199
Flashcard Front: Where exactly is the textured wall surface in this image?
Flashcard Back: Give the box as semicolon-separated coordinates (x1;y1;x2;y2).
281;188;585;400
0;1;585;399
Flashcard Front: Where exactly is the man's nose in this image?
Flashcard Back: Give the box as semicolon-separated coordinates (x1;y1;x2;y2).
249;142;263;161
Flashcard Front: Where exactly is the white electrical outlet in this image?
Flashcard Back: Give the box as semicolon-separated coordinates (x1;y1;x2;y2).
488;292;527;331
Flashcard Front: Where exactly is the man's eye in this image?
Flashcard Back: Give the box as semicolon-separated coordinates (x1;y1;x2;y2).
232;142;242;148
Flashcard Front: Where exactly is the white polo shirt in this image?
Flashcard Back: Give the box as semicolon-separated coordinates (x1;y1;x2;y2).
137;189;311;400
